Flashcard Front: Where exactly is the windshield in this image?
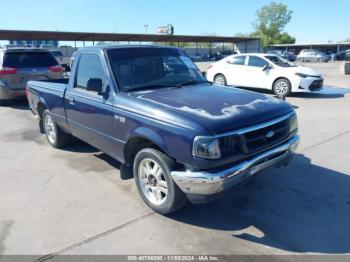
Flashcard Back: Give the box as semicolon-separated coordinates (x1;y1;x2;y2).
107;47;206;92
264;55;295;67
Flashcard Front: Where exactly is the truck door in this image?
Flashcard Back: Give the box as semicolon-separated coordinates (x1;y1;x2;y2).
65;52;115;155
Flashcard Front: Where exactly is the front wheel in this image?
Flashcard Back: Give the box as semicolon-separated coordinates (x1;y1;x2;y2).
214;74;227;86
43;110;70;148
273;78;291;97
134;148;187;215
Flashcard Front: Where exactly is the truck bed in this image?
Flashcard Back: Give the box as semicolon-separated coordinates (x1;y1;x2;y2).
27;78;69;132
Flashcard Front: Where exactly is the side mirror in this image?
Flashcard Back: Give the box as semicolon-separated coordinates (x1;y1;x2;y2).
86;78;103;94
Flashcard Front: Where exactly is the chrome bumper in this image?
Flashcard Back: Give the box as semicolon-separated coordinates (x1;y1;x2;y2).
171;135;300;196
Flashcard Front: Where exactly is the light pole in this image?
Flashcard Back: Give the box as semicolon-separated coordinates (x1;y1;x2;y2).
144;25;150;34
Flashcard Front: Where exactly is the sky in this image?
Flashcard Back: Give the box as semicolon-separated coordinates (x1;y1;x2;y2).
0;0;349;44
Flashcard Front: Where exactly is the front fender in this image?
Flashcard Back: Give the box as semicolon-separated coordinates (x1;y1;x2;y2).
128;127;169;156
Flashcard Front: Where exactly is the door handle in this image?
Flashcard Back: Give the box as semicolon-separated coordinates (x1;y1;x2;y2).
67;97;75;105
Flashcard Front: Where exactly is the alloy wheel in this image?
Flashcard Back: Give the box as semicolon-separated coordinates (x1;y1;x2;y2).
138;158;168;206
275;81;289;95
44;114;56;144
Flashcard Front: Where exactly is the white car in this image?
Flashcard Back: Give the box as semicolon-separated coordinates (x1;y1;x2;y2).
206;53;324;96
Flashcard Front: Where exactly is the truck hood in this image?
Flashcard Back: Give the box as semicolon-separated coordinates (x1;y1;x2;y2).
130;84;293;134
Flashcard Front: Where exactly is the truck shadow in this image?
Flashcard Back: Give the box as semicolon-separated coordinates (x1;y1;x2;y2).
1;99;29;111
169;154;350;254
0;220;13;255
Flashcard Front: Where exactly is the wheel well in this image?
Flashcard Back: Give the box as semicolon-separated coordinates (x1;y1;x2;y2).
37;102;47;120
272;77;291;90
37;102;47;133
214;73;225;80
124;137;162;167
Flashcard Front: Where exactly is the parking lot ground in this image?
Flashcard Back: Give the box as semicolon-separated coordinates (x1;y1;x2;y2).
0;86;350;258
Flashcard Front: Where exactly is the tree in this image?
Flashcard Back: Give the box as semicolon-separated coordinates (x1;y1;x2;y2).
252;1;294;47
277;32;296;44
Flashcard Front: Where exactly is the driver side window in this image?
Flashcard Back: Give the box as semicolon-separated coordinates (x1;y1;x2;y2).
247;56;268;68
75;53;107;93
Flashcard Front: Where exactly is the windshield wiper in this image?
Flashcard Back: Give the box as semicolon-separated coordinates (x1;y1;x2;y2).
175;80;212;87
126;83;171;92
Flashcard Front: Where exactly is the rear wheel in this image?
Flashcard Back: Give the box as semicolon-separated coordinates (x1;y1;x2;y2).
43;110;70;148
134;148;187;215
214;74;227;86
273;78;291;97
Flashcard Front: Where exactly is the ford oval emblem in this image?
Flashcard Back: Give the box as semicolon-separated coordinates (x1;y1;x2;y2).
266;131;275;138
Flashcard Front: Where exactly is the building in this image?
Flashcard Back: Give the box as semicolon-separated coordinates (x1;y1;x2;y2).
9;39;59;48
0;29;260;55
269;42;350;54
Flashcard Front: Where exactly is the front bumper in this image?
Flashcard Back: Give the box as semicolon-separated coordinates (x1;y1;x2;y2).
297;77;324;92
171;135;300;199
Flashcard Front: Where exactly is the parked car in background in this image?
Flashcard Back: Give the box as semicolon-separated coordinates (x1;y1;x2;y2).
26;46;299;214
297;49;330;62
267;50;296;61
49;50;71;70
206;53;324;96
188;54;203;62
0;48;63;104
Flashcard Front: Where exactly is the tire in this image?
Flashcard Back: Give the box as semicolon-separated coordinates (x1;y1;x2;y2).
133;148;187;215
273;78;292;97
43;110;70;148
0;100;5;106
213;74;227;86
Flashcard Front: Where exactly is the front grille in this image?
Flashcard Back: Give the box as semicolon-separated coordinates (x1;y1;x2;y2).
218;115;291;156
219;135;238;157
309;80;323;91
239;118;290;154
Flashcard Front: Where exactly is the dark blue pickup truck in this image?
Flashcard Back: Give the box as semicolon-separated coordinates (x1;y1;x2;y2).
27;46;299;214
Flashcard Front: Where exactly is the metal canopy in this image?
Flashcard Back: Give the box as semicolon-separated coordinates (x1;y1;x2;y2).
0;29;259;43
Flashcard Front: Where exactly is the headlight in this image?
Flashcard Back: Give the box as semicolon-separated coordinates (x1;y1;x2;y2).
295;73;309;78
193;137;221;159
290;114;298;133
